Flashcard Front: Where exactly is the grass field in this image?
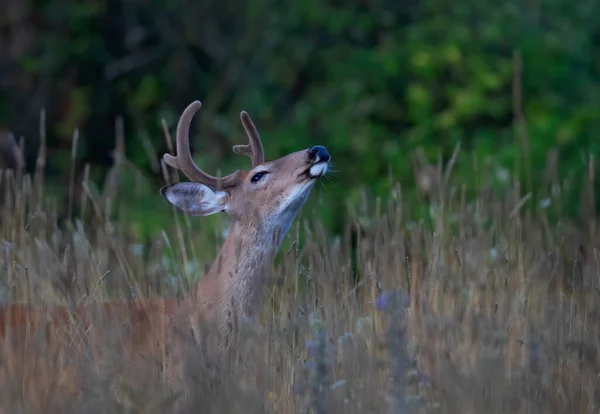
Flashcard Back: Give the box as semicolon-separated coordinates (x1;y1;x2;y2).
0;139;599;414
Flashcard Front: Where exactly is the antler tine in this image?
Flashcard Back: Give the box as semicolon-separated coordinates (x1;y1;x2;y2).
163;101;239;189
232;111;265;167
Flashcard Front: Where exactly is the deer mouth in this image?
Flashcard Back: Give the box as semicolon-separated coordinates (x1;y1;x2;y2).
308;160;329;178
298;159;329;181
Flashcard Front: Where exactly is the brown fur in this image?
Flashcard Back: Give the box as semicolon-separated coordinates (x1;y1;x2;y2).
0;100;330;410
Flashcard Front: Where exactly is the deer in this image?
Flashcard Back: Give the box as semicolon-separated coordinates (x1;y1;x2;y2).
0;100;331;410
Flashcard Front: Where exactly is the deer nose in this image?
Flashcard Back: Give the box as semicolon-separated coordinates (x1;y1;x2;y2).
308;145;330;162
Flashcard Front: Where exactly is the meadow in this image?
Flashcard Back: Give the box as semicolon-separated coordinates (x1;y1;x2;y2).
0;129;598;414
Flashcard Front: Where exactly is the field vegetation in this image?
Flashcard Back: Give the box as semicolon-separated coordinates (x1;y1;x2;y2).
1;134;598;413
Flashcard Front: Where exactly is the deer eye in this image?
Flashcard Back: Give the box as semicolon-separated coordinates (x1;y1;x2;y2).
250;172;267;183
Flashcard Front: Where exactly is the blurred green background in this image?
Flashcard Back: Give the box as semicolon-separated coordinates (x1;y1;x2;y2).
1;0;600;237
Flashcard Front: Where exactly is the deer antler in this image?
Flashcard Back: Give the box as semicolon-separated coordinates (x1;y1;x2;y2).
163;101;240;190
233;111;265;167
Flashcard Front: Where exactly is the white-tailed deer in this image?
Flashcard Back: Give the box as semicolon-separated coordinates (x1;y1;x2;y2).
160;100;330;343
0;100;330;409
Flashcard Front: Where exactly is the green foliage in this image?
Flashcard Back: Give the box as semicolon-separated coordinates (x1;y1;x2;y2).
2;0;600;233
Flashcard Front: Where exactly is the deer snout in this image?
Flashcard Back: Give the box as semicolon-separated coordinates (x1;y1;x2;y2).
308;145;330;163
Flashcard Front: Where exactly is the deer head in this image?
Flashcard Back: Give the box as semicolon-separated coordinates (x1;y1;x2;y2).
160;100;330;233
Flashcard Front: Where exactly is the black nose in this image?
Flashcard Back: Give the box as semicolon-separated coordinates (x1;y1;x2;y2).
308;145;330;162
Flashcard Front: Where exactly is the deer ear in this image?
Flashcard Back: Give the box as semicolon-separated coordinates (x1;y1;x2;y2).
160;183;228;216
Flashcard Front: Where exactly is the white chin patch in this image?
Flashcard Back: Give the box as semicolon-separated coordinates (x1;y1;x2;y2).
309;162;328;178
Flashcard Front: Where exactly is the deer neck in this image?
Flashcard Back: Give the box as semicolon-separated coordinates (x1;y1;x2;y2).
191;215;291;322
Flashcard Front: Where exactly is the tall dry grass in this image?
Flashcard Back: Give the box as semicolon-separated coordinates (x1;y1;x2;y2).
0;128;599;414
